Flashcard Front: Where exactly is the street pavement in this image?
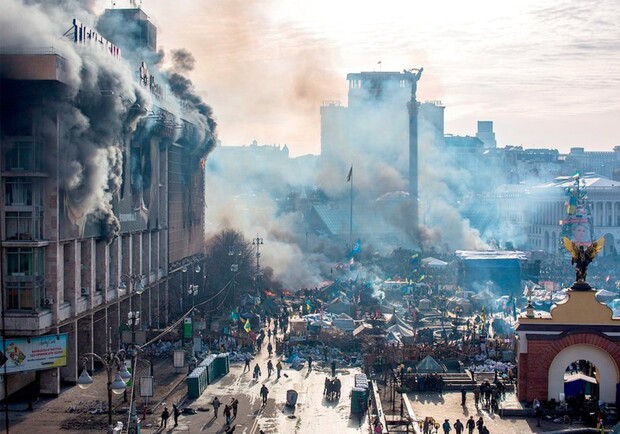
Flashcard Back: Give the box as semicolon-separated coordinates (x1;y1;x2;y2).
150;337;367;434
1;331;603;434
407;389;593;434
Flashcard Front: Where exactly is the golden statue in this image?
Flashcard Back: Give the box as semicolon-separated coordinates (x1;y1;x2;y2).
562;236;605;288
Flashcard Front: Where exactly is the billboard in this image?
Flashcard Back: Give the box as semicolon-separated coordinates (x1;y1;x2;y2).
0;334;68;374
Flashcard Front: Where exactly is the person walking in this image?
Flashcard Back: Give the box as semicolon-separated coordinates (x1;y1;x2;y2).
231;397;239;418
267;329;272;342
267;342;273;357
276;360;282;379
267;359;274;378
254;363;262;380
224;404;232;426
244;355;251;372
172;404;180;427
466;416;475;434
260;384;269;405
454;419;464;434
212;396;221;418
160;407;170;428
308;355;313;372
331;360;336;377
461;385;467;406
476;416;484;434
442;418;452;434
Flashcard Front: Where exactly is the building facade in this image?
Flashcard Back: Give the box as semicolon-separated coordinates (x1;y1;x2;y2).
0;10;213;398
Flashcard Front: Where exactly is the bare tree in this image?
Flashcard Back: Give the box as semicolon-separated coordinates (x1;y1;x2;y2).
204;229;254;311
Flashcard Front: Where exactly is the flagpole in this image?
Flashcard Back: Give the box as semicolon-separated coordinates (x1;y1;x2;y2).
350;165;353;244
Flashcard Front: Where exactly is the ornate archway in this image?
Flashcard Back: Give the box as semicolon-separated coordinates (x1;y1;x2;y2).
516;289;620;403
548;344;618;402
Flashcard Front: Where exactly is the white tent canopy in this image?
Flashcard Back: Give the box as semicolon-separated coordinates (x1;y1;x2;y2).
564;373;597;384
422;257;448;268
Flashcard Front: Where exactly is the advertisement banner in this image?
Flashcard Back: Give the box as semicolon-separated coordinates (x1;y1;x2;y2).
0;334;68;373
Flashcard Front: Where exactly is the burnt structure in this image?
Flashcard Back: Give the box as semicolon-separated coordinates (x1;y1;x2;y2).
0;7;214;398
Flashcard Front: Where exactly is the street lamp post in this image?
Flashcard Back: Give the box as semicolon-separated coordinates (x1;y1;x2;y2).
121;274;145;326
188;284;199;309
229;245;242;305
252;235;264;294
77;350;131;432
120;273;145;295
181;258;202;313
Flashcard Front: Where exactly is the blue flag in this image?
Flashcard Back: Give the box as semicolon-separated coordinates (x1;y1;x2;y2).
347;239;361;259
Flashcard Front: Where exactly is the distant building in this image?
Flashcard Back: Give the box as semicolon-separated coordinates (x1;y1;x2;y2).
565;146;620;181
321;73;445;169
476;121;496;148
528;175;620;255
419;101;445;148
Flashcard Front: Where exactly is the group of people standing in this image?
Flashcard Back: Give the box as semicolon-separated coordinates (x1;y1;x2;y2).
323;376;342;401
472;380;504;414
159;403;181;428
434;416;489;434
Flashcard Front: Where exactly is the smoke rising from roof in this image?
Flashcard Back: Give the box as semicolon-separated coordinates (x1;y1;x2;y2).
2;0;217;242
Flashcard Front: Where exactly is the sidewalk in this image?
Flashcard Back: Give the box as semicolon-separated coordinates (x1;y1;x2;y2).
0;355;188;433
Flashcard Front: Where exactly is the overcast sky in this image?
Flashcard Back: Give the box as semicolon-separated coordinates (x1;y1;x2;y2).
107;0;619;157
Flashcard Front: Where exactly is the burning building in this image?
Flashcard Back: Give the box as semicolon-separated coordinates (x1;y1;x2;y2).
0;4;215;398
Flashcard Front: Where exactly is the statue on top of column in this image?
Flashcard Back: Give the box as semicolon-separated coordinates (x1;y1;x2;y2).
403;67;424;101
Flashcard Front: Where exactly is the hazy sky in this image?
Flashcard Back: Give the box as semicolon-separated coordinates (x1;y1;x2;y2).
106;0;618;157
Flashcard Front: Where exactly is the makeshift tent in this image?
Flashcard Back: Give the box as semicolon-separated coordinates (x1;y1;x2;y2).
325;297;352;315
332;313;355;332
386;331;402;345
564;373;597;397
418;298;432;310
416;355;446;373
353;323;373;337
386;324;414;338
422;257;448;268
290;319;308;335
447;297;473;314
386;313;414;331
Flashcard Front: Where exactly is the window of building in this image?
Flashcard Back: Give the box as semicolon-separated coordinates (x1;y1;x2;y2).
3;140;42;171
5;247;44;310
5;210;43;241
4;177;41;206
